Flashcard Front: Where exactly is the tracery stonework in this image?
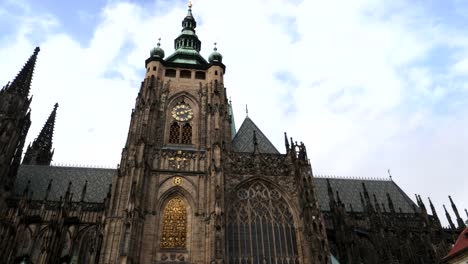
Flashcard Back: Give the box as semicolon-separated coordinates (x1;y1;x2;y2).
227;181;300;264
161;197;187;249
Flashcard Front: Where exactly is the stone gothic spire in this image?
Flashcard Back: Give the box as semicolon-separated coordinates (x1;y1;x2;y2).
23;103;58;166
3;47;40;98
0;47;39;209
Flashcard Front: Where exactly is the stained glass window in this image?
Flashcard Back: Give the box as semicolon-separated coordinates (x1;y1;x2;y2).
227;182;299;264
161;197;187;249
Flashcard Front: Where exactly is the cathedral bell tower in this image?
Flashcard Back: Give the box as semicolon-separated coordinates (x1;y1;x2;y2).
100;2;233;263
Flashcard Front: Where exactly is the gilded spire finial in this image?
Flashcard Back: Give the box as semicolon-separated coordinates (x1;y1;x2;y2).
188;0;193;9
157;37;161;47
214;42;217;51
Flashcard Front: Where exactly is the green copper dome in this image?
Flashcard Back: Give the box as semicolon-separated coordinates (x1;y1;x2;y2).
209;45;223;63
150;40;165;58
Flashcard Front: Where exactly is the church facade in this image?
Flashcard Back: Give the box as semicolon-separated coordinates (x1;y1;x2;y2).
0;3;466;264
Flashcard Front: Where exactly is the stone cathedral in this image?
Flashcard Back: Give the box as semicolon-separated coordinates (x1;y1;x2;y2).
0;3;466;264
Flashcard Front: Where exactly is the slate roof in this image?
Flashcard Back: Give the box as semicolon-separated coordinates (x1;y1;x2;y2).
14;165;115;203
313;177;417;213
14;166;417;214
232;117;280;154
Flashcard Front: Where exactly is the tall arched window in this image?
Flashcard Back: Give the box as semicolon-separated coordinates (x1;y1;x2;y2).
169;122;180;143
77;229;96;264
227;182;299;264
161;197;187;249
181;124;192;144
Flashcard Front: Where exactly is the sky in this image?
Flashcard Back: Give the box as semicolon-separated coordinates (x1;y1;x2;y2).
0;0;467;224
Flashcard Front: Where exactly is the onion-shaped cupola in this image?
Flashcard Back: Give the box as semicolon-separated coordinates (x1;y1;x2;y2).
174;0;201;52
150;38;165;58
209;43;223;63
165;0;208;65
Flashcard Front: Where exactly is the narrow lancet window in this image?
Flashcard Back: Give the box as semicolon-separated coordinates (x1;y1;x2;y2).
181;123;192;144
169;122;180;143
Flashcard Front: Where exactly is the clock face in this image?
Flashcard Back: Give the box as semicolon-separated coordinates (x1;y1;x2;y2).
172;104;193;121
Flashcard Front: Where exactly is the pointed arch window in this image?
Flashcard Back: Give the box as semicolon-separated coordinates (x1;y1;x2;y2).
227;182;299;264
161;197;187;249
181;123;192;144
169;122;180;143
169;101;193;145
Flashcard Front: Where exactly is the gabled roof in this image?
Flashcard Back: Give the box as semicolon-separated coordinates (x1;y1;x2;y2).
14;165;114;203
313;177;417;213
442;227;468;262
232;117;279;154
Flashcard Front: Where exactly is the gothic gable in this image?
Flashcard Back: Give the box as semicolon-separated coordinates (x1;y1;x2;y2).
232;117;279;154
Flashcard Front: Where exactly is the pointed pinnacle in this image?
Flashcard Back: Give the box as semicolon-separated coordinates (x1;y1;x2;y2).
81;180;88;202
44;179;53;201
107;184;112;198
386;193;395;213
449;195;465;228
252;130;258;151
336;191;342;204
443;204;456;230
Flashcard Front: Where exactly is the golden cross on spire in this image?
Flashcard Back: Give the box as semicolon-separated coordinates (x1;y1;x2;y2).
188;0;193;9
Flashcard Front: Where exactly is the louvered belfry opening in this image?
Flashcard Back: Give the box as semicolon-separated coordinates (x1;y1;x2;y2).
169;122;180;143
181;123;192;144
227;182;300;264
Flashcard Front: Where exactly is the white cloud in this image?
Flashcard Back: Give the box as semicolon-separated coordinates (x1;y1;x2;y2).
453;57;468;75
0;0;467;219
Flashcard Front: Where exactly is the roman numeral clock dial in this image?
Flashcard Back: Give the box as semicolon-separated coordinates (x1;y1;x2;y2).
172;103;193;122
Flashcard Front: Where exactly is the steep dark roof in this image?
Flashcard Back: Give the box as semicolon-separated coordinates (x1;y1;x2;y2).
14;165;115;203
232;117;279;154
14;166;417;214
313;177;417;213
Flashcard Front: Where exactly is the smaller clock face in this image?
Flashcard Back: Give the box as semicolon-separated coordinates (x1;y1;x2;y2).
173;177;182;185
172;104;193;121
